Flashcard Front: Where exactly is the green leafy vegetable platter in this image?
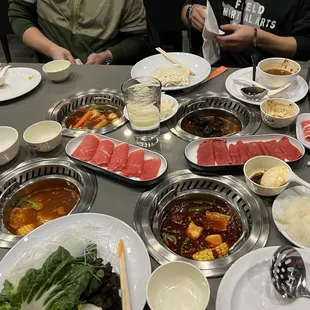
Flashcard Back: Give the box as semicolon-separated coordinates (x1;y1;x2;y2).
0;213;151;310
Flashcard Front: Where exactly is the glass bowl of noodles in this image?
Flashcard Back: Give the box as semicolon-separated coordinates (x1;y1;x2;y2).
260;98;300;129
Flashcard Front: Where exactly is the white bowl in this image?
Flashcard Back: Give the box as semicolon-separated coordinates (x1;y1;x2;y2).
244;156;290;197
258;58;301;88
42;60;71;82
0;126;19;166
147;262;210;310
260;98;299;129
23;121;62;152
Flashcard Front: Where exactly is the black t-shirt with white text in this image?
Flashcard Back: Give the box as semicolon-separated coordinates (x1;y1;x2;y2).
184;0;310;67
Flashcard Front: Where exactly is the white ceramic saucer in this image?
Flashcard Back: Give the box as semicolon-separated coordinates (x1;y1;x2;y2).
225;67;308;106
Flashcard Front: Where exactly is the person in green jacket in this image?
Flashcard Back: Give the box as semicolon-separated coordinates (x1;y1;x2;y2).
8;0;149;65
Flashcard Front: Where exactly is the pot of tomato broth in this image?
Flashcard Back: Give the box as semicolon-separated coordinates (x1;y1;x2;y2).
1;176;82;236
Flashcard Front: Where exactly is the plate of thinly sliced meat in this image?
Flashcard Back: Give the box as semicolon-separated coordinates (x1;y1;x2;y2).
66;134;168;185
185;134;305;170
296;113;310;150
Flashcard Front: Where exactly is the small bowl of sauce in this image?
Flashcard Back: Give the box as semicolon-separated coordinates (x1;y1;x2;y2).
250;172;265;185
258;58;301;89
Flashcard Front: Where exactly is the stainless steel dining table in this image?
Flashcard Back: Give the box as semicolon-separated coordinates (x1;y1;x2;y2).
0;63;309;310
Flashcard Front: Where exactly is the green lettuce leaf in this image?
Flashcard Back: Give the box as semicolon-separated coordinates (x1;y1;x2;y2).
0;280;16;309
10;246;93;310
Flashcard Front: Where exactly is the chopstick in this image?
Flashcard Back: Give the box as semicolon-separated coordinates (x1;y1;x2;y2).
155;47;195;76
118;240;131;310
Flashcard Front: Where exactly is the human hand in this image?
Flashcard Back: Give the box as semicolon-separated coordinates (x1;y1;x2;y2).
216;24;254;52
86;52;107;65
190;5;206;33
49;46;75;64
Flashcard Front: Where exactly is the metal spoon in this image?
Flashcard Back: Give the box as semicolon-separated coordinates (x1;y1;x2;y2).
238;79;292;101
228;229;247;254
270;245;310;299
240;53;267;101
240;86;268;101
251;53;259;81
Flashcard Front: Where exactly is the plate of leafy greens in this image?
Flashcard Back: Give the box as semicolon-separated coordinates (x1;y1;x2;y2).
0;213;151;310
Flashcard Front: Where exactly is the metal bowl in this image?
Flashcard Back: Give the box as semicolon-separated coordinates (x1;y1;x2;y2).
2;176;82;235
0;158;97;248
46;89;127;137
167;93;261;142
152;189;249;258
134;170;269;277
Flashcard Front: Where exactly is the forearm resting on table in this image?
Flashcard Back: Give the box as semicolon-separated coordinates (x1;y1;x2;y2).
22;27;59;58
257;30;297;58
108;33;148;65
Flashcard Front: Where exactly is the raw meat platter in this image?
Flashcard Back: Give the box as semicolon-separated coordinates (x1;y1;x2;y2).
296;113;310;150
65;134;168;185
185;134;305;171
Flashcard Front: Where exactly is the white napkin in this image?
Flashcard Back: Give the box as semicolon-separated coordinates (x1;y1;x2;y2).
202;1;224;65
75;58;83;65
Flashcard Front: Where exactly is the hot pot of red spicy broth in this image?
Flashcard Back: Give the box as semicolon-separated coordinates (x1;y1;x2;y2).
134;171;270;277
152;190;248;262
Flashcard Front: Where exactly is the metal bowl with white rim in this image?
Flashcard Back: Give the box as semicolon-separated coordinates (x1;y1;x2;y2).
46;89;127;137
134;170;269;277
166;92;261;142
0;157;97;248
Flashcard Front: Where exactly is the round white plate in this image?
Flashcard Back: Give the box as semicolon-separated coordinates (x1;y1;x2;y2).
296;113;310;150
225;67;308;106
272;186;310;249
0;213;151;310
131;52;211;91
0;67;42;102
216;246;310;310
123;94;179;123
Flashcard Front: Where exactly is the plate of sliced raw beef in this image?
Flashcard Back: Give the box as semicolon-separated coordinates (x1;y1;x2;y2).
185;134;305;171
66;134;168;185
296;113;310;150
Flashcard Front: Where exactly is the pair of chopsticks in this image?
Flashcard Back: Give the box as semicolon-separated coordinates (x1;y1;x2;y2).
118;240;131;310
156;47;196;76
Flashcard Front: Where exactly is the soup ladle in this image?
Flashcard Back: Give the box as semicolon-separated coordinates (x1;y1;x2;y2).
228;229;247;254
270;245;310;299
236;79;292;101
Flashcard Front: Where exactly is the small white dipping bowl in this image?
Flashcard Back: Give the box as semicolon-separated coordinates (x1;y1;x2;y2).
244;156;290;197
42;60;71;82
0;126;19;166
23;121;62;152
260;98;299;129
258;58;301;88
147;262;210;310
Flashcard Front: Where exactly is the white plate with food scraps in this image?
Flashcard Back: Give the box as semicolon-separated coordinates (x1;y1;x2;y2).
65;134;168;186
296;113;310;150
272;186;310;249
225;67;308;106
123;94;179;123
131;52;211;91
0;213;151;310
216;246;310;310
185;134;305;171
0;68;42;102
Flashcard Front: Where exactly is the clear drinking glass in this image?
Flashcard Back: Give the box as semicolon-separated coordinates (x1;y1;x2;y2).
121;77;161;147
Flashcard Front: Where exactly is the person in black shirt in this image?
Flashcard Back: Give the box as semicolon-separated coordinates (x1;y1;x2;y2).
181;0;310;67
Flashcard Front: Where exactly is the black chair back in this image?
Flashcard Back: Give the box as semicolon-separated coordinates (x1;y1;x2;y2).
0;0;12;36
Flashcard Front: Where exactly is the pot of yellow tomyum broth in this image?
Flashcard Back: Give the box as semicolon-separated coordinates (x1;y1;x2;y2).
1;177;81;236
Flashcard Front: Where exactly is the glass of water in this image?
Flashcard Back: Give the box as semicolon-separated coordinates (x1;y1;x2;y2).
121;77;161;147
